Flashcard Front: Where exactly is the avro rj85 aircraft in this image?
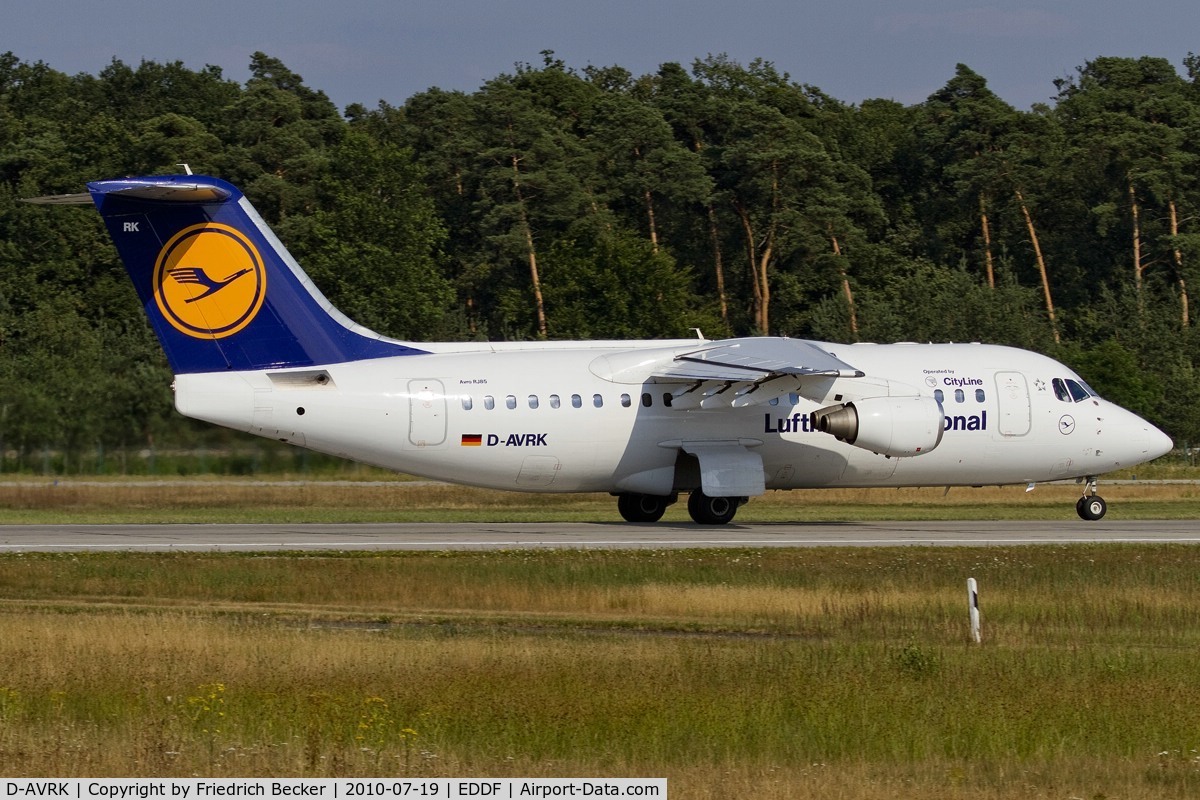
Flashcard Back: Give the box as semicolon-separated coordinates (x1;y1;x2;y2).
29;174;1173;523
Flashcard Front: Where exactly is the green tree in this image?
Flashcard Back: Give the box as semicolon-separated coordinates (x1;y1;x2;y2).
283;130;455;340
467;70;596;338
1054;56;1197;324
916;64;1062;341
538;223;705;339
582;79;712;255
220;53;343;222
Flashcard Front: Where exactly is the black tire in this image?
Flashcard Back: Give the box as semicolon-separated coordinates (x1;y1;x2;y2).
617;493;669;523
687;491;739;525
1077;495;1107;521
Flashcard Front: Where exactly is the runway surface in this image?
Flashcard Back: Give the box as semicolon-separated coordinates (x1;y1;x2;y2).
1;520;1198;552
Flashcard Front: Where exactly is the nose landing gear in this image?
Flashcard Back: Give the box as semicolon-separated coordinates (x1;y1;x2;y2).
1076;478;1107;520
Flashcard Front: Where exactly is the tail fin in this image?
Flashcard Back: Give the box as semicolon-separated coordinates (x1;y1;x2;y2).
83;174;426;373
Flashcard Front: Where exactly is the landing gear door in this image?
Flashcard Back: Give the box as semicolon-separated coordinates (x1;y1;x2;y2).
681;442;765;497
994;371;1031;437
407;378;447;448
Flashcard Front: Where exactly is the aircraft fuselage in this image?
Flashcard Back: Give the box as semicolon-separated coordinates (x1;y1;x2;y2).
176;339;1166;496
29;173;1172;524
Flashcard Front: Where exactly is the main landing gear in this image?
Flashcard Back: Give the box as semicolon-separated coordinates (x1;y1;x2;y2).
616;491;744;524
616;492;673;522
1076;477;1108;521
687;491;741;525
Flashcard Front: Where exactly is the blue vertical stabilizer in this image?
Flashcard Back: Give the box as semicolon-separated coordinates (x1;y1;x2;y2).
87;174;427;373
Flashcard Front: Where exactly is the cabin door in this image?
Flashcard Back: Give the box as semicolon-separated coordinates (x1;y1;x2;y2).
994;371;1031;437
408;379;447;447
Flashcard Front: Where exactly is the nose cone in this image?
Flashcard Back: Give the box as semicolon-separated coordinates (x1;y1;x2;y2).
1144;422;1174;461
1109;404;1173;466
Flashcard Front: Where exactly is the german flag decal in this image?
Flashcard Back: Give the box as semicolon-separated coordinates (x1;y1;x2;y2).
461;434;483;447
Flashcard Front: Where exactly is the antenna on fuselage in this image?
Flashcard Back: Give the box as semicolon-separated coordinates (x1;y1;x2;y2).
176;163;193;176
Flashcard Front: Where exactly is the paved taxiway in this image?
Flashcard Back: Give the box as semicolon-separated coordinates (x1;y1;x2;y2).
1;520;1198;552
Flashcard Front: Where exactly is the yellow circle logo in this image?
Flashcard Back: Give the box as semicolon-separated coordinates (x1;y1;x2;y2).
154;223;266;339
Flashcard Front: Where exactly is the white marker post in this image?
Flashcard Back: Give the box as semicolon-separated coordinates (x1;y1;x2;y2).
967;577;981;643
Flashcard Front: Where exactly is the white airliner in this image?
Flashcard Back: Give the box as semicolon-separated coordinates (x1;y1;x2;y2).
29;175;1173;523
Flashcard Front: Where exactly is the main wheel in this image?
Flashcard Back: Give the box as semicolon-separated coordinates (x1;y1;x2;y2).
1077;495;1108;521
617;493;669;523
687;491;739;525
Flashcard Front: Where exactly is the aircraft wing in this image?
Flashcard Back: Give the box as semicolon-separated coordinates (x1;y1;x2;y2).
655;338;863;381
650;337;865;409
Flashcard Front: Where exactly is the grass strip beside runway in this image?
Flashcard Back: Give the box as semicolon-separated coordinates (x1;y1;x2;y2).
1;479;1199;523
0;546;1199;798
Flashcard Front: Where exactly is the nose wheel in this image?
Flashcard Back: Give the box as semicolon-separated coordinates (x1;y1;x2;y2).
1076;478;1107;520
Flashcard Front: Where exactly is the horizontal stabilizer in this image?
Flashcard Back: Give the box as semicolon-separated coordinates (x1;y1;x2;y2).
25;180;231;205
21;192;93;205
86;180;233;203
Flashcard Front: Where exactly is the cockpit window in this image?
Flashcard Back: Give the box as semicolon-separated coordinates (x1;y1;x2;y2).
1066;379;1091;403
1054;377;1097;403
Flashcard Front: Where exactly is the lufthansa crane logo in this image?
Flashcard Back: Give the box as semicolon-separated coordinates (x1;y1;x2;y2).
154;223;266;339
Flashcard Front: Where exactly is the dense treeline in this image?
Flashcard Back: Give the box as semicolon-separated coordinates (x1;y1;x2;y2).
2;50;1199;470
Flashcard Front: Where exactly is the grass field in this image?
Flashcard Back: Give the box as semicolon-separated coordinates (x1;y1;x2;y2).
2;544;1200;797
1;477;1199;523
1;477;1199;797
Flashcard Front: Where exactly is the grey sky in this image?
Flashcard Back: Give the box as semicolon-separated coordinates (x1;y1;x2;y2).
4;1;1197;112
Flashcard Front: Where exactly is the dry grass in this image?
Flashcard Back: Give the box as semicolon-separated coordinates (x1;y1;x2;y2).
2;547;1200;797
2;606;1199;797
1;479;1197;523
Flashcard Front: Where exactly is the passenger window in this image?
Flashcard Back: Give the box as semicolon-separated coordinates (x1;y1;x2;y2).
769;397;780;406
621;393;631;408
975;388;985;403
641;393;653;408
462;396;473;411
484;395;495;410
571;394;582;408
505;395;517;410
549;394;561;409
954;389;965;403
1053;378;1071;402
528;395;539;409
593;394;604;408
789;393;800;405
934;389;944;404
662;393;673;408
1066;379;1090;403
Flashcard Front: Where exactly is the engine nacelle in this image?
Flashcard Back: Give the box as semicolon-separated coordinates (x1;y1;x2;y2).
811;396;944;457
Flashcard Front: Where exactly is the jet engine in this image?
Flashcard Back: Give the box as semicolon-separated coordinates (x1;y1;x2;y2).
811;396;944;457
